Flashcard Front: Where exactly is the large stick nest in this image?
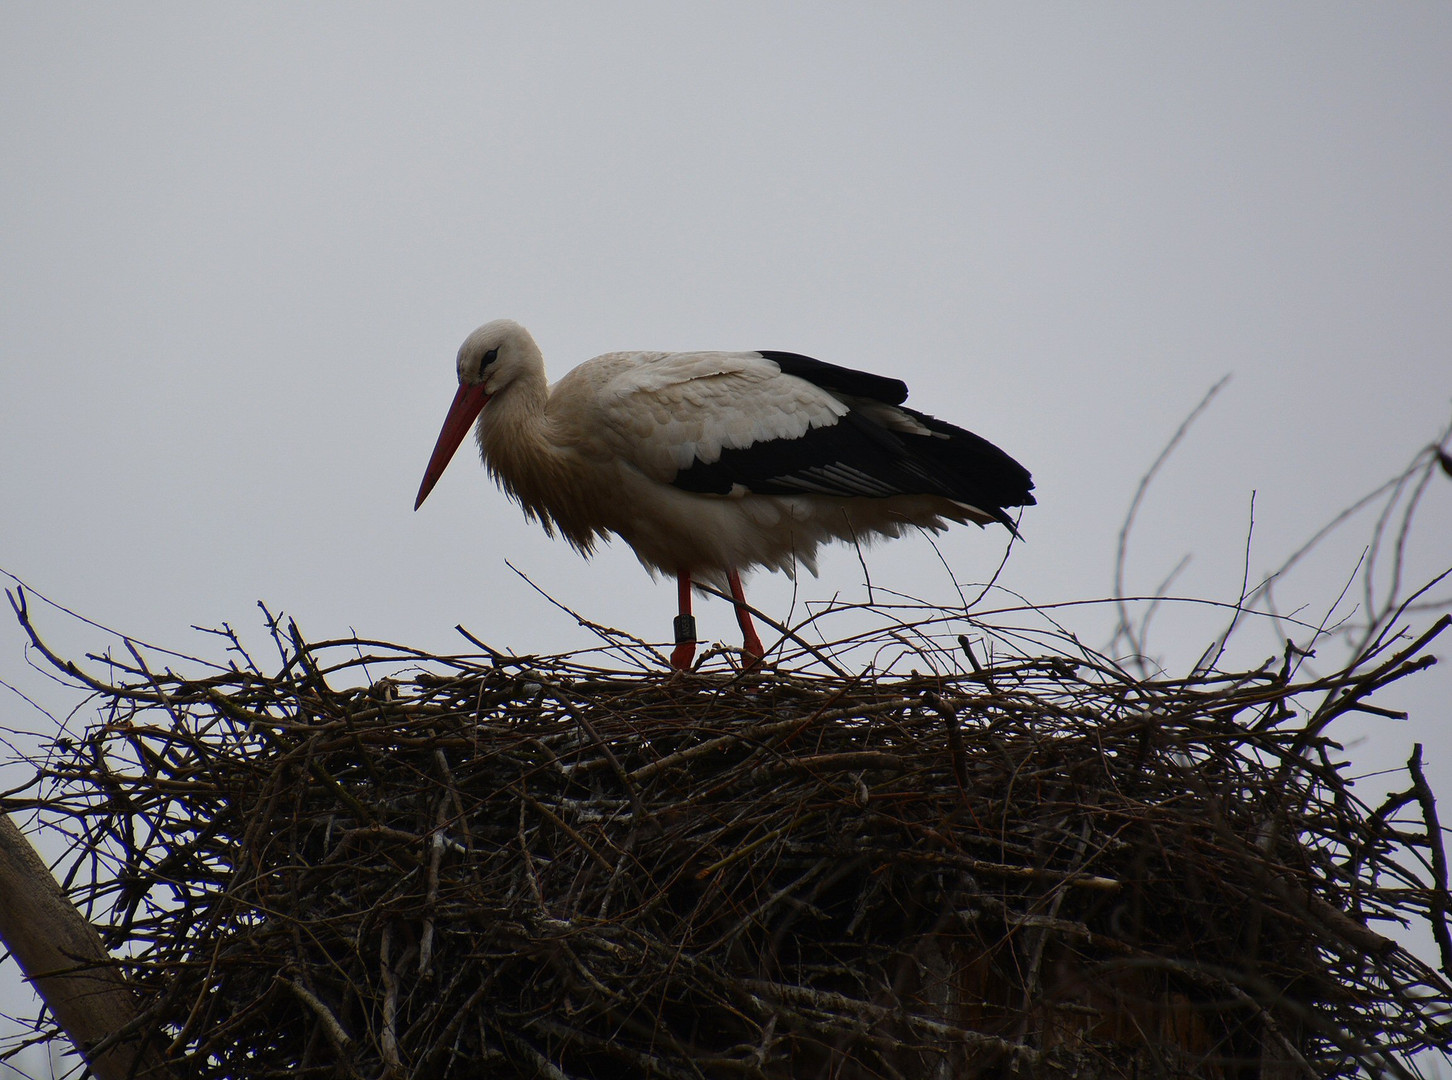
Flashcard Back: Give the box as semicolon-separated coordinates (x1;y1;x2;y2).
6;596;1451;1080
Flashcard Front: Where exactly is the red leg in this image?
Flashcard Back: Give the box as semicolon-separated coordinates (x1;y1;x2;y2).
728;569;765;664
670;571;697;670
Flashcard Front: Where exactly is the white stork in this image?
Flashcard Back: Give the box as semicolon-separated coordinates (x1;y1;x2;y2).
414;320;1035;670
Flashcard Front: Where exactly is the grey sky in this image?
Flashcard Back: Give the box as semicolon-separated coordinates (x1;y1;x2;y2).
3;4;1451;1068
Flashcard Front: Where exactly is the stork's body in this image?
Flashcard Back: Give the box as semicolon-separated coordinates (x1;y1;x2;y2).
415;320;1035;669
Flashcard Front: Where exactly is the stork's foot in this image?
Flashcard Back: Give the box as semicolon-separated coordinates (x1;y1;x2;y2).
740;631;765;668
727;568;765;669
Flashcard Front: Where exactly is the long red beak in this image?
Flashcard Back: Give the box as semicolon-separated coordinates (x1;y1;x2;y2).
414;382;491;510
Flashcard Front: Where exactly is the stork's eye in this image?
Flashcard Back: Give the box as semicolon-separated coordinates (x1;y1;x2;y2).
482;348;499;367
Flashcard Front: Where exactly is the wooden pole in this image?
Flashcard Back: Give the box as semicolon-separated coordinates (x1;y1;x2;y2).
0;812;170;1079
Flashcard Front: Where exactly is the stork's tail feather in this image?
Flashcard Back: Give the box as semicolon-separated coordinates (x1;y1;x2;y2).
901;407;1036;528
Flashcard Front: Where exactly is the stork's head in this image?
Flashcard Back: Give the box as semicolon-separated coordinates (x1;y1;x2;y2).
457;318;537;395
414;319;540;511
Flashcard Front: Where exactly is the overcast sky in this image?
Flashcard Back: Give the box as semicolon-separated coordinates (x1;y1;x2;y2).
3;5;1451;1071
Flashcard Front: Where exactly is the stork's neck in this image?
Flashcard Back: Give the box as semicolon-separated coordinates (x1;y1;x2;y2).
476;352;559;514
475;358;611;554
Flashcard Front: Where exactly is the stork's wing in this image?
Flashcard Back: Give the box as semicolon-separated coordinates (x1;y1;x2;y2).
579;350;1035;525
755;351;909;404
580;350;849;479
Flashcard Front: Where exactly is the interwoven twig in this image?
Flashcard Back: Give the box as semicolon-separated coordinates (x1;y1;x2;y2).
4;599;1449;1079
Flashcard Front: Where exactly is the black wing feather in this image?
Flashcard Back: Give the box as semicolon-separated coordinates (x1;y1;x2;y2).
757;351;909;405
671;352;1035;528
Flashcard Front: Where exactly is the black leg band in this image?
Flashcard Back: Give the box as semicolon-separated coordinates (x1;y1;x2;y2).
673;614;697;645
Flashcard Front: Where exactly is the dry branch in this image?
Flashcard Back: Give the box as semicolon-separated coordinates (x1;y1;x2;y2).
0;812;170;1079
